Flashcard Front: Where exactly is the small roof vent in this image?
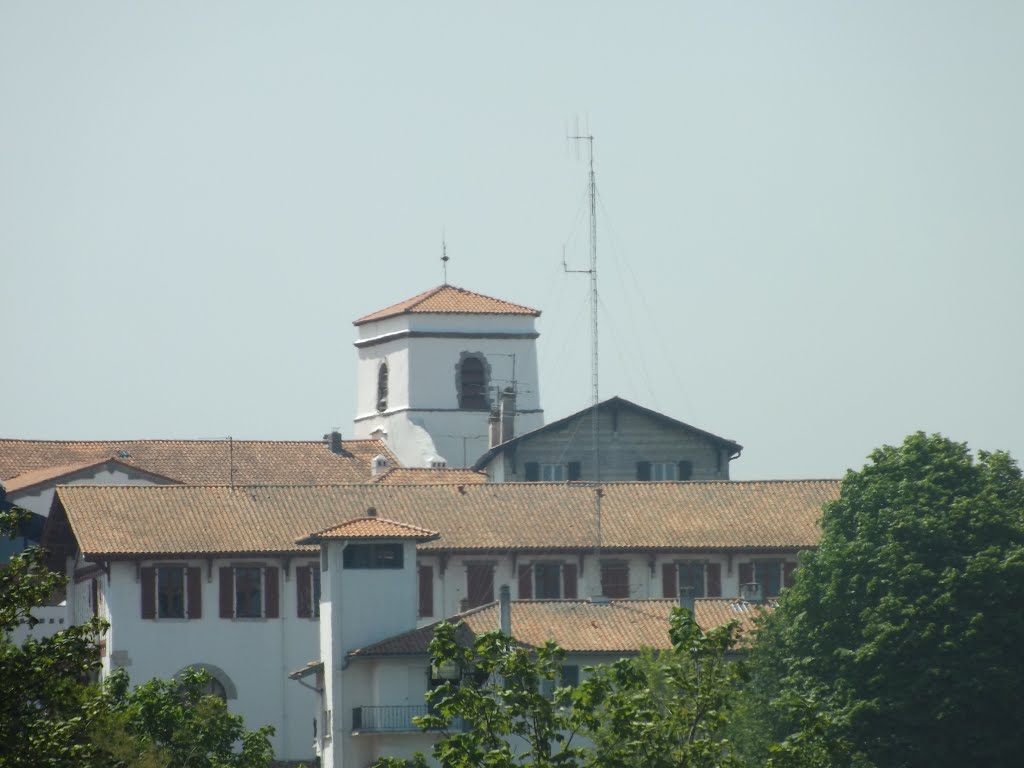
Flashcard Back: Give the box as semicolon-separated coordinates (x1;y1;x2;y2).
366;507;377;518
427;455;448;469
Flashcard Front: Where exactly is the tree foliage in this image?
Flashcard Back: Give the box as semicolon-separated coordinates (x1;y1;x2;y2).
374;608;742;768
747;432;1024;768
1;502;274;768
574;608;744;768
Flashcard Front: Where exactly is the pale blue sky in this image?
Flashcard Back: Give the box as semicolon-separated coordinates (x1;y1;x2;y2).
2;1;1021;479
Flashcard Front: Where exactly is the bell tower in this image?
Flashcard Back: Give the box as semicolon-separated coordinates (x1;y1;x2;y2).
352;284;544;468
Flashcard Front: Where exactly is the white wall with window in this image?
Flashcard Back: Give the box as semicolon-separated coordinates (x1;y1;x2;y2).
69;552;322;762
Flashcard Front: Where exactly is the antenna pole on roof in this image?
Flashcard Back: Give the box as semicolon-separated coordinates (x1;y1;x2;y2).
228;436;235;489
566;128;603;592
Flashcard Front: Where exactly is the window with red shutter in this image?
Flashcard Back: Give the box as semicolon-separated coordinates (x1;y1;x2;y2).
140;567;156;619
297;565;312;619
219;567;234;618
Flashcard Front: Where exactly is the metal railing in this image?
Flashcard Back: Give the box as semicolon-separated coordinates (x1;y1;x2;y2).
352;705;466;734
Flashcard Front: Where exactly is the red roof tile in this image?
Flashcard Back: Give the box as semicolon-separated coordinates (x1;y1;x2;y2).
353;285;540;325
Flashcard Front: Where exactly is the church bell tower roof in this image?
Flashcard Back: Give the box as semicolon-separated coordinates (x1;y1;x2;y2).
353;284;540;326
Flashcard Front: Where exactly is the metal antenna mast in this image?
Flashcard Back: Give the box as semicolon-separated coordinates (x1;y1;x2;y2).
565;130;603;574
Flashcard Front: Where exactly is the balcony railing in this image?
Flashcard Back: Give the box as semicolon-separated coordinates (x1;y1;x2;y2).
351;705;466;734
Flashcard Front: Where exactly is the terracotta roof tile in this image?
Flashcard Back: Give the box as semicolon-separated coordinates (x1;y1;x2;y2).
353;285;540;325
50;480;838;559
370;467;487;485
351;598;771;657
0;438;396;486
306;516;440;541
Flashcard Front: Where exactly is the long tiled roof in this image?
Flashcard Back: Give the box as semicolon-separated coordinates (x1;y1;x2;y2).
350;598;771;657
50;480;838;559
0;438;397;486
353;284;540;325
370;467;487;485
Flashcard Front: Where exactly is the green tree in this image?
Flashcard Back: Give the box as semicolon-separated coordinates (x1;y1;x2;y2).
374;608;743;768
1;503;109;766
746;433;1024;768
574;608;744;768
376;621;585;768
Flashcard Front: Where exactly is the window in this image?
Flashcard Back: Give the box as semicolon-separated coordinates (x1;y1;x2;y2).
343;543;404;569
518;562;578;599
466;563;495;609
525;462;581;482
651;462;677;481
158;566;186;618
235;566;263;618
141;565;202;620
662;562;722;598
600;562;630;598
638;461;695;481
296;564;321;619
738;560;796;599
457;354;489;410
541;464;567;482
377;363;388;412
218;565;279;619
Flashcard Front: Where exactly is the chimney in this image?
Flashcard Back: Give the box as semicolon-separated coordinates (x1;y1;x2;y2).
324;430;343;455
678;585;696;614
371;454;389;477
488;408;501;448
740;582;763;604
427;455;448;469
499;585;512;636
499;387;516;444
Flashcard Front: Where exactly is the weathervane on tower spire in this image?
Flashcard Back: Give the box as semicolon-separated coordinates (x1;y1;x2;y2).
441;227;449;285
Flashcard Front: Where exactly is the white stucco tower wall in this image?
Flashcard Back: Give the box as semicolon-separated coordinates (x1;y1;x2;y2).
352;285;544;468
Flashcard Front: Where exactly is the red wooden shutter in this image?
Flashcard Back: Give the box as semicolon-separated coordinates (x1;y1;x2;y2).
563;563;578;599
567;461;581;481
518;564;533;599
418;565;434;617
297;565;311;619
219;567;234;618
264;567;280;618
738;563;754;594
187;567;202;619
524;462;540;481
636;461;651;481
783;561;797;589
706;563;722;597
140;567;156;619
662;563;678;598
91;578;99;618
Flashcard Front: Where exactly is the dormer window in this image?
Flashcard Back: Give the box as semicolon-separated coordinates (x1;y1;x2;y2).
376;363;388;412
457;353;489;410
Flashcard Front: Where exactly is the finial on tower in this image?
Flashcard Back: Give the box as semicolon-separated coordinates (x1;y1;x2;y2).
441;227;449;284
